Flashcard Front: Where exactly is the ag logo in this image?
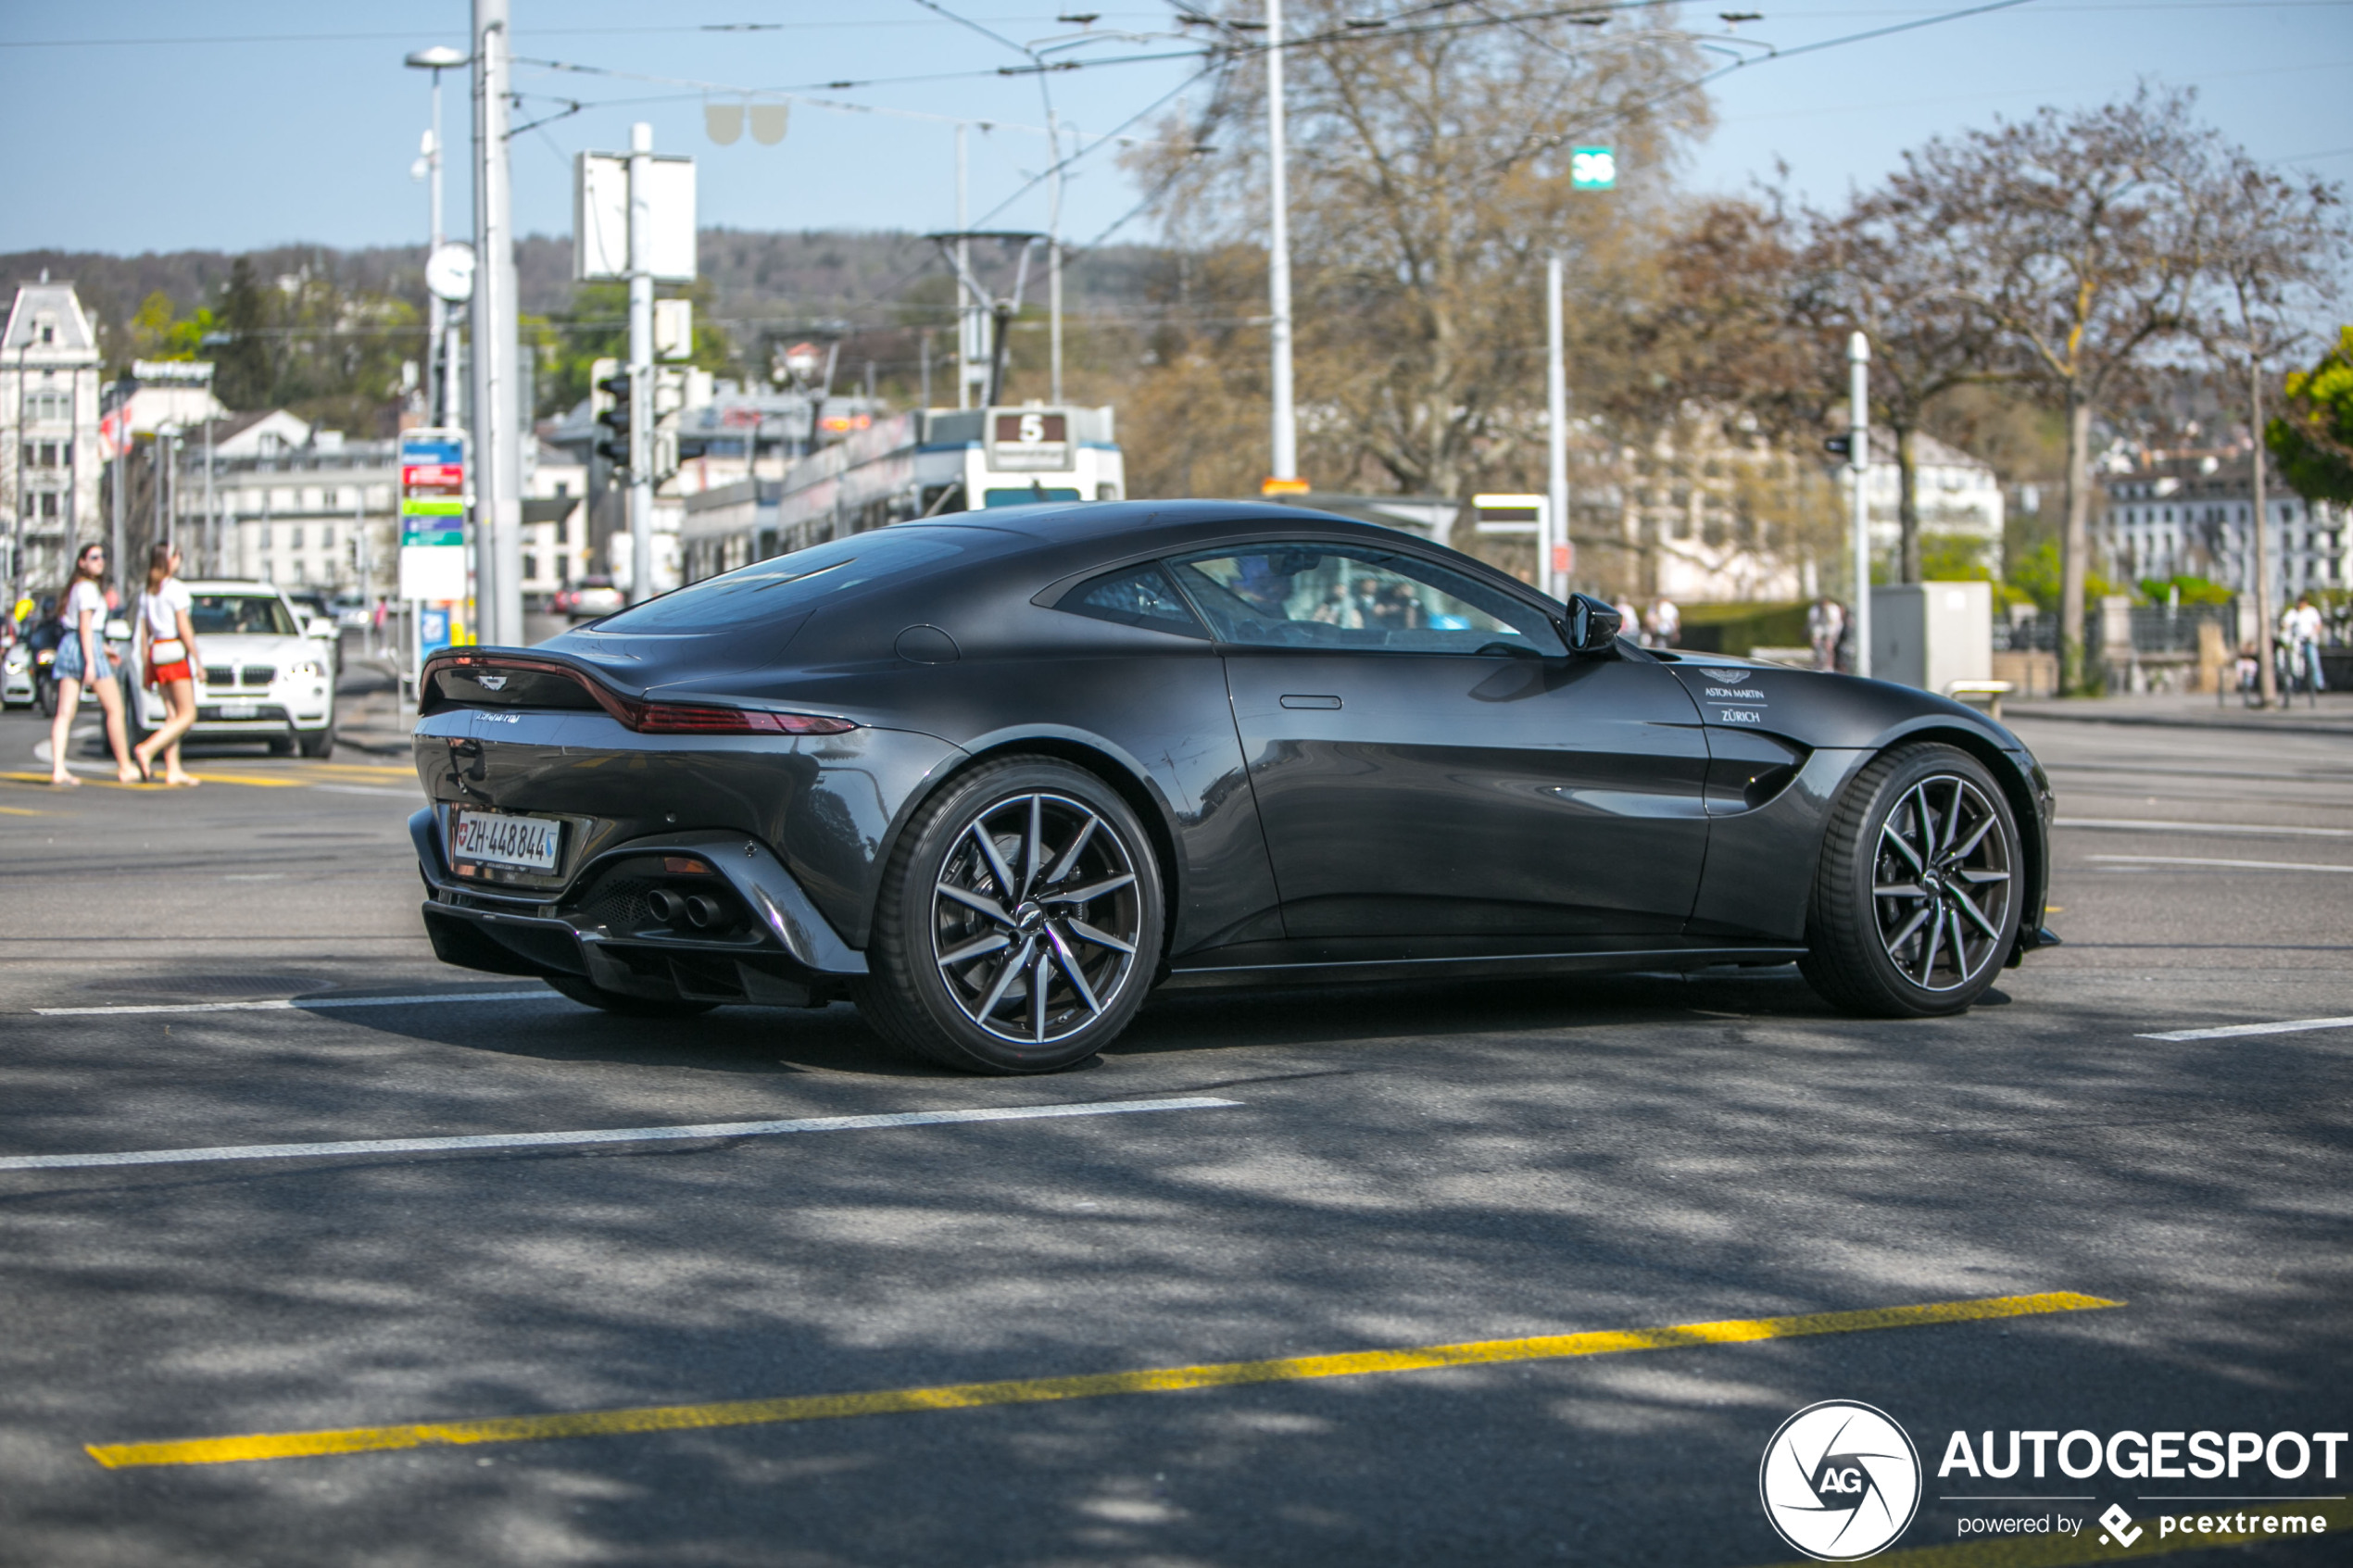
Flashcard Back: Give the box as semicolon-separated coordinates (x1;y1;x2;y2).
1759;1400;1922;1561
1704;667;1753;684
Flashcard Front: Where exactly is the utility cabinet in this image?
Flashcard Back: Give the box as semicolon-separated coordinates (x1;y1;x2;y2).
1871;581;1993;696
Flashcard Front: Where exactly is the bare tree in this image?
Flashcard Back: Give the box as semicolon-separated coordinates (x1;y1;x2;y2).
1903;88;2208;691
1134;1;1712;504
1798;195;2002;583
2187;151;2348;704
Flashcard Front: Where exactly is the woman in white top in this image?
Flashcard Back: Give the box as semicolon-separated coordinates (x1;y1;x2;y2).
45;542;140;785
131;542;203;787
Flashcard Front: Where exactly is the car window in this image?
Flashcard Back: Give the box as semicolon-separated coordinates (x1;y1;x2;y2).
1168;545;1565;656
1056;563;1208;638
189;595;298;636
592;530;972;633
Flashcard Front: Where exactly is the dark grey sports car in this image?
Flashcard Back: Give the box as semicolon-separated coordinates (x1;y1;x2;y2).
409;501;2057;1073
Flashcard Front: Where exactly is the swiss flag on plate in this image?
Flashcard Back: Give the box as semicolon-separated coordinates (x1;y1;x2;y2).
97;407;130;460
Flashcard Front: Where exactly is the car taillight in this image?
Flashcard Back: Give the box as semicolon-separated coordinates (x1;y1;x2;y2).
631;701;854;735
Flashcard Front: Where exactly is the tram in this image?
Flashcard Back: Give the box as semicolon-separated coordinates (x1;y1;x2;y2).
681;405;1123;581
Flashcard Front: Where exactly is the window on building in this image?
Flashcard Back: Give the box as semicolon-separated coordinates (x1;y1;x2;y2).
523;553;540;582
37;491;59;519
322;489;339;510
291;526;304;549
23;388;70;422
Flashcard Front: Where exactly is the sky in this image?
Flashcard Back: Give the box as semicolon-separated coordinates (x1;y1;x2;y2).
1;1;2347;260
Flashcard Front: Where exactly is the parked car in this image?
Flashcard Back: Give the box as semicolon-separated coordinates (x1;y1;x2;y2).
553;576;624;620
279;591;345;677
408;501;2059;1074
132;582;337;757
330;593;373;631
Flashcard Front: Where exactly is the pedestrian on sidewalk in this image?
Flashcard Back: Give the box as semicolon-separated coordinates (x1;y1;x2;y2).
1807;595;1847;672
131;543;202;787
2284;594;2325;696
45;543;139;787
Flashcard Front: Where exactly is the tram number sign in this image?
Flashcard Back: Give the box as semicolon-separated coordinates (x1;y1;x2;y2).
991;410;1071;471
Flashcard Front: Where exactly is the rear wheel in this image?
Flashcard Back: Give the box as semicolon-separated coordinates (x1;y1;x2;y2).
854;757;1164;1073
545;973;717;1019
1799;743;2021;1018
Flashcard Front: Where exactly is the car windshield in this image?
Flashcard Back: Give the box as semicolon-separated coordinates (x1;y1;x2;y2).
189;595;298;636
591;530;974;633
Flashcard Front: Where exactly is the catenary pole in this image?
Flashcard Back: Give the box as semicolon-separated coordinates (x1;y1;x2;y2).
956;124;973;410
108;379;125;601
1545;256;1568;603
628;122;656;608
2250;358;2276;707
427;69;447;426
1049;107;1063;406
470;0;523;646
1265;0;1297;485
1848;331;1871;680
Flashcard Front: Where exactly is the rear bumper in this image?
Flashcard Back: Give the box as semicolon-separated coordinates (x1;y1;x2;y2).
410;808;865;1007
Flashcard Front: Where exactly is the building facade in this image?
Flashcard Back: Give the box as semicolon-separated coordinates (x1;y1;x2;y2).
4;280;105;596
2102;454;2347;597
170;416;400;595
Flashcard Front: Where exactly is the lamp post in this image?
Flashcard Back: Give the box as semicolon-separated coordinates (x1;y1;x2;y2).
1264;0;1298;490
468;0;523;646
406;46;465;430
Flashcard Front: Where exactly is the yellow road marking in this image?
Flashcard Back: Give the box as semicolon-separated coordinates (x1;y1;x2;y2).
183;771;308;787
0;803;44;815
87;1289;2118;1470
0;771;141;791
1757;1499;2351;1566
294;762;415;777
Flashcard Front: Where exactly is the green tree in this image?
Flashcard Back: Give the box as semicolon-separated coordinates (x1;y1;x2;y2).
2269;324;2353;505
214;257;273;409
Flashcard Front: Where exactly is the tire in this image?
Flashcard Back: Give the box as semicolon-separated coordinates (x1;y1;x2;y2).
545;972;717;1018
1799;742;2022;1018
853;756;1164;1073
36;675;57;719
297;724;334;759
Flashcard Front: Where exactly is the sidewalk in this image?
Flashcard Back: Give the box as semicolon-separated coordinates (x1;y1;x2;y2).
2002;688;2353;737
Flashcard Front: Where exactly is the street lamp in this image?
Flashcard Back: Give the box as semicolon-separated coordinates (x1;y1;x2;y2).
406;46;466;428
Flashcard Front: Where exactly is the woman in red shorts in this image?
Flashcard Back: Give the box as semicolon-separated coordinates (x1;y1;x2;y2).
132;543;203;786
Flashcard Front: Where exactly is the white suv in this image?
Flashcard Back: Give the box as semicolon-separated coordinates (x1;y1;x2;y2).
133;581;339;757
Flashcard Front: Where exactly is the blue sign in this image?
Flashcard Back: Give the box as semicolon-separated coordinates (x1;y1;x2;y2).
419;605;452;654
402;437;465;467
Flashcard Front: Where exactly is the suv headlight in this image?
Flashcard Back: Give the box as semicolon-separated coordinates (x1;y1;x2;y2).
283;659;327;679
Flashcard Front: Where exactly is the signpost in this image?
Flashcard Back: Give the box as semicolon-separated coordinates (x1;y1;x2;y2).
398;427;469;704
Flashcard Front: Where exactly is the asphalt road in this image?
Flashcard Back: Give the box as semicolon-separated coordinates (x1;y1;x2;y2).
1;680;2347;1568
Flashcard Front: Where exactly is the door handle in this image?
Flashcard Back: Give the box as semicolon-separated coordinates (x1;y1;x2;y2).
1278;694;1342;709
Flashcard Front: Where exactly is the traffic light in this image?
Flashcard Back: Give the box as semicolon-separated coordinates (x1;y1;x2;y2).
595;368;633;470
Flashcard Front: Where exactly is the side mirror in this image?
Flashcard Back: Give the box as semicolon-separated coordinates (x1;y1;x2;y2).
105;618;132;641
307;618;337;639
1564;594;1622;654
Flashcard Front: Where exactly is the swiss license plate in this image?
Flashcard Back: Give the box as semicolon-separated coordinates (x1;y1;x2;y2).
220;703;258;720
451;809;563;872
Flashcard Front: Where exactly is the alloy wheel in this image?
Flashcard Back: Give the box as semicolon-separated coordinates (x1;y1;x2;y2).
1871;773;2013;993
929;791;1144;1046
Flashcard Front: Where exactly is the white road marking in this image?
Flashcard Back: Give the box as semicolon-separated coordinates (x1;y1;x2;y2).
35;991;566;1017
2085;855;2353;874
2057;817;2353;838
310;784;422;798
2137;1015;2353;1042
0;1097;1242;1173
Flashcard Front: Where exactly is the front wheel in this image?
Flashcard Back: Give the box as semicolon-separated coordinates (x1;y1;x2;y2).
297;724;334;759
1799;743;2022;1018
854;757;1164;1073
